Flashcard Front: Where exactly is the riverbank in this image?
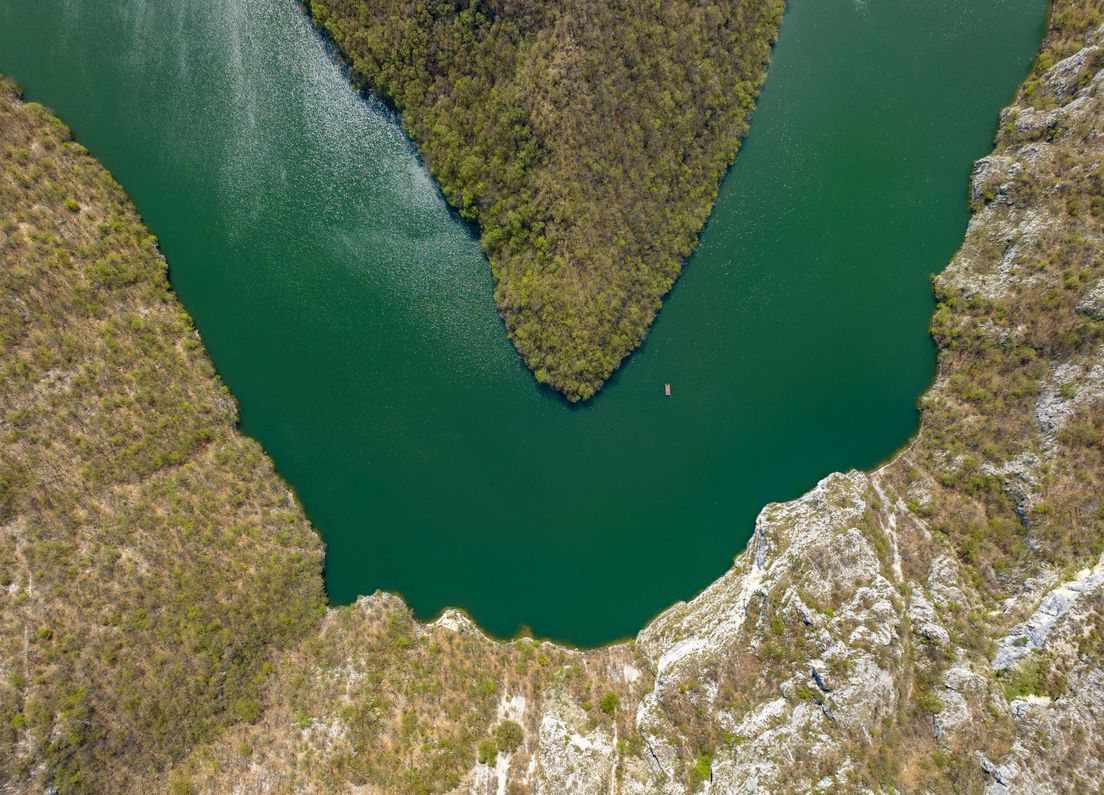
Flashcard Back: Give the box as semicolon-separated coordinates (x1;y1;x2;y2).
172;6;1104;787
0;0;1046;645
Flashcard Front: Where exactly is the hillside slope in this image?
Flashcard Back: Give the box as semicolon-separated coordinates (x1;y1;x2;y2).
170;3;1104;792
0;78;326;792
308;0;785;401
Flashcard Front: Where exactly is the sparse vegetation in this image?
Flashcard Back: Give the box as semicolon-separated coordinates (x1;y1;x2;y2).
917;0;1104;599
689;752;713;786
3;0;1104;791
999;653;1068;701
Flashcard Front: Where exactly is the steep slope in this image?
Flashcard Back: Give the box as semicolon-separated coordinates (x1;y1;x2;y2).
169;3;1104;793
0;79;327;792
308;0;785;401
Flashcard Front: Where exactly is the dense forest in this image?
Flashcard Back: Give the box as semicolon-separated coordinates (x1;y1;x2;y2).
308;0;785;400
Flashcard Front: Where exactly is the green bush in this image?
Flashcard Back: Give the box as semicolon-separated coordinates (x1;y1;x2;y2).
477;738;498;766
495;720;523;754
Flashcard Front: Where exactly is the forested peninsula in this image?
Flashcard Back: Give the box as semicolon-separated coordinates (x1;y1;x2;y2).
308;0;785;400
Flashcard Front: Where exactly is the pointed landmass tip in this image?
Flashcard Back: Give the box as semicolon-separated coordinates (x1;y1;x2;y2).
309;0;785;400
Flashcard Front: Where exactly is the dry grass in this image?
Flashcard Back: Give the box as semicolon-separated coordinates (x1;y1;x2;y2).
3;0;1104;791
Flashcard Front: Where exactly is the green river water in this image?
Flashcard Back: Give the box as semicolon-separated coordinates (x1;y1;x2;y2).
0;0;1045;645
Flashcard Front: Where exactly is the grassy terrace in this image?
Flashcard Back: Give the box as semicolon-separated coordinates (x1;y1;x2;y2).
308;0;785;401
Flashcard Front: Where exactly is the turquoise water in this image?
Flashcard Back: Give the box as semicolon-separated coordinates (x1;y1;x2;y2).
0;0;1045;644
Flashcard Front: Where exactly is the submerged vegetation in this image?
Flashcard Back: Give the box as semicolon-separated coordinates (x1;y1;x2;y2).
308;0;785;400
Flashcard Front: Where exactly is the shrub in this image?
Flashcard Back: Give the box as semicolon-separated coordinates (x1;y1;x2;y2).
495;720;523;754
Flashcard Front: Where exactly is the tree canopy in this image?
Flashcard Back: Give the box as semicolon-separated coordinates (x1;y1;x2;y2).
310;0;784;400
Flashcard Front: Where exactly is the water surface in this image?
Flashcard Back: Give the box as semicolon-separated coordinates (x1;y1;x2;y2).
0;0;1045;644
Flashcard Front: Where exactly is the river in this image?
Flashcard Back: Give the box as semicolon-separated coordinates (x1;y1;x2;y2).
0;0;1045;644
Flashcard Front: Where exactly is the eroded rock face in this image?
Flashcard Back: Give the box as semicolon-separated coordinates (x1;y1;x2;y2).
165;12;1104;795
536;693;616;794
629;473;903;792
4;4;1101;790
993;556;1104;671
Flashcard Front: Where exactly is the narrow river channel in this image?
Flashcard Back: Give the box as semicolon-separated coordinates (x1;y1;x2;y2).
0;0;1045;644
